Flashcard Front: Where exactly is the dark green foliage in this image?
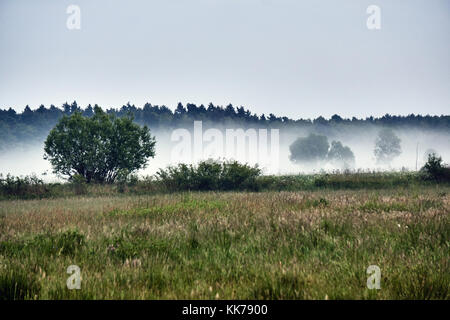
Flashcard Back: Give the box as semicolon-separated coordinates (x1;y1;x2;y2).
71;174;87;195
313;172;417;189
389;264;449;299
189;161;222;190
108;235;148;261
0;170;447;200
44;106;156;183
107;230;173;262
156;163;192;191
258;172;423;191
156;160;261;191
421;153;450;182
255;175;316;191
220;161;261;190
423;148;438;163
289;133;329;164
374;128;402;164
0;230;85;257
0;174;51;199
49;230;85;256
0;268;41;300
1;102;449;152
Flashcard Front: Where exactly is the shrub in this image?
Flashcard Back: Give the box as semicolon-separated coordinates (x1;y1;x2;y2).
0;174;50;199
156;160;261;191
191;160;222;190
220;160;261;191
421;153;450;182
156;163;192;191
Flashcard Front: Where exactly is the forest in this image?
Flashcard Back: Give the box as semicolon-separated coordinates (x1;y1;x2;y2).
1;101;449;150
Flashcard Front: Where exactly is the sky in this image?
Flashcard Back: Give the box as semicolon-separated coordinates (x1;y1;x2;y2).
0;0;449;119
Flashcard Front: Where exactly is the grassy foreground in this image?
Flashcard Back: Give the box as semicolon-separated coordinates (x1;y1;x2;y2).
0;186;449;299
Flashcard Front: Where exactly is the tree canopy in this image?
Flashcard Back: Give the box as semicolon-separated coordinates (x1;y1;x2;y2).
374;128;402;164
44;106;156;183
327;141;355;169
289;134;356;168
289;133;330;164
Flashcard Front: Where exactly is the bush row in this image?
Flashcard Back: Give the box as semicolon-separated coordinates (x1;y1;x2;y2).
155;160;261;192
1;157;449;199
0;174;51;199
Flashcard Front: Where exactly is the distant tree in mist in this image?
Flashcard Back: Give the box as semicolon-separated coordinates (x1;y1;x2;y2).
374;128;402;164
44;106;156;183
327;141;355;169
289;133;356;169
289;133;329;164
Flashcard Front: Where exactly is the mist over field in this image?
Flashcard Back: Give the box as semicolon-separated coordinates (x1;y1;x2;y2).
1;124;448;182
1;0;450;304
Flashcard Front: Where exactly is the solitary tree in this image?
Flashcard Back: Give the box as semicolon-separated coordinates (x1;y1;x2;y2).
327;140;355;169
289;133;329;164
374;128;401;164
44;106;156;183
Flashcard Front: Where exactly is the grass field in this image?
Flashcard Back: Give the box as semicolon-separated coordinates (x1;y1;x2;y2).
0;185;449;300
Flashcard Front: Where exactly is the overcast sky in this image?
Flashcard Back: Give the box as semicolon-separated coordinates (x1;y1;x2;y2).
0;0;448;119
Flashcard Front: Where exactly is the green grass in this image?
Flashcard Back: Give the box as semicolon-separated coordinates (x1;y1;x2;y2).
107;197;226;217
0;186;448;299
2;171;446;201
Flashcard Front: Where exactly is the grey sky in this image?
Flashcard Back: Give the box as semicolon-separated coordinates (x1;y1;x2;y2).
0;0;449;119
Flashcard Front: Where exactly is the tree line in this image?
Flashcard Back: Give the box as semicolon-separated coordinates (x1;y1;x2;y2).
1;101;449;150
0;106;447;196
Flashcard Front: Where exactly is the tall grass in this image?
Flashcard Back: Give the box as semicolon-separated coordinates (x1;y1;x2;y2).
0;186;448;299
2;169;446;201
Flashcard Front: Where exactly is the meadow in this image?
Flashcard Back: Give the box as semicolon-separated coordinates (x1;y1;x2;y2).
0;183;448;299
